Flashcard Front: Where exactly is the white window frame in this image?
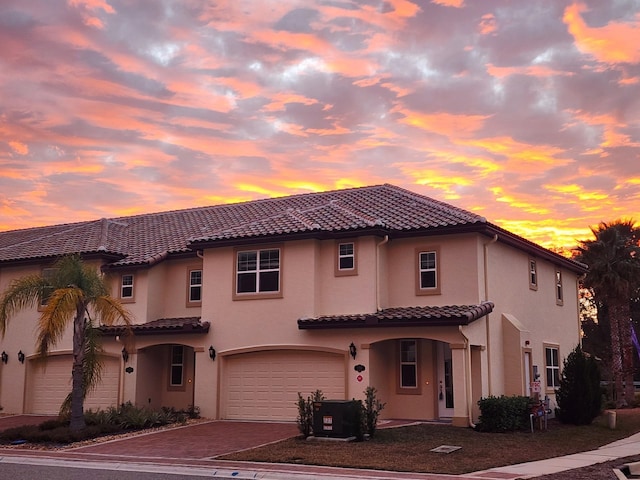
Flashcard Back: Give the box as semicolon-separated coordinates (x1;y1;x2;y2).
234;246;282;299
335;240;358;276
120;274;134;300
416;247;441;295
39;267;57;308
188;269;202;304
529;259;538;290
169;345;184;388
399;339;419;392
555;269;563;305
545;345;560;390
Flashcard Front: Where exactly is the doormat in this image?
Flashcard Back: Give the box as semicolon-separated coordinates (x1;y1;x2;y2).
430;445;462;454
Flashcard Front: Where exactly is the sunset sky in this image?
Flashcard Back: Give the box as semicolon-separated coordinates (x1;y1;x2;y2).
1;0;639;251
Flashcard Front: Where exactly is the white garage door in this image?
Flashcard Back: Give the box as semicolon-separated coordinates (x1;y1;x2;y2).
223;350;345;421
26;355;120;414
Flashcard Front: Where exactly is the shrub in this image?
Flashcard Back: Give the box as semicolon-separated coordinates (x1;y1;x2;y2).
556;345;602;425
362;386;386;438
476;395;531;432
296;389;324;437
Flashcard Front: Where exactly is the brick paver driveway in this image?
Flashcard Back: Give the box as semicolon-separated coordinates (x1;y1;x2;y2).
70;420;299;459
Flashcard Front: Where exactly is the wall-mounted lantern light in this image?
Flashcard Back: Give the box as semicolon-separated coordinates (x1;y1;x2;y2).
208;345;216;361
17;350;25;364
349;342;357;360
1;351;7;364
121;347;129;363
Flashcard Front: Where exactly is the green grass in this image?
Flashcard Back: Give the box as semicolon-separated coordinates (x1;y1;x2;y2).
219;409;640;475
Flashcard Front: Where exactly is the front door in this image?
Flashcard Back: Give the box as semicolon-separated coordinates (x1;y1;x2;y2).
437;342;454;418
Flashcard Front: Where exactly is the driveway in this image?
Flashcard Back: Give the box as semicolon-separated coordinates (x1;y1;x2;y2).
0;415;298;459
71;420;299;459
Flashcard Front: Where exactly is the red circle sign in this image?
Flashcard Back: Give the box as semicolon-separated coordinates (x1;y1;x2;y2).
357;374;363;382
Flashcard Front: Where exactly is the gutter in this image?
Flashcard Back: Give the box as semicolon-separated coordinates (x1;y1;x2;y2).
376;235;389;311
484;234;498;396
459;326;476;428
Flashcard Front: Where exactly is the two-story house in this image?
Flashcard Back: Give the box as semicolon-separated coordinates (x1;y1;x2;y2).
0;184;586;426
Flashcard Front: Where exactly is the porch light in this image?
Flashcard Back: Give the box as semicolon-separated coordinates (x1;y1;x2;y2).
209;345;216;361
349;342;357;360
17;350;25;364
121;347;129;363
1;351;7;364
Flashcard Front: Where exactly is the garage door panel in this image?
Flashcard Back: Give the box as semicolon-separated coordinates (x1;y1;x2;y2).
224;350;345;421
26;355;120;414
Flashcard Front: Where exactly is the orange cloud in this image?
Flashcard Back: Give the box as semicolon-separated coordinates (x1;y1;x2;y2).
564;3;640;63
8;141;29;155
399;110;489;138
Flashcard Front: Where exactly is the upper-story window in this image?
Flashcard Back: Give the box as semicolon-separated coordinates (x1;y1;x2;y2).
120;274;134;300
555;269;563;305
529;259;538;290
188;269;202;304
416;247;441;295
545;345;560;390
335;240;358;276
39;267;57;308
235;247;281;298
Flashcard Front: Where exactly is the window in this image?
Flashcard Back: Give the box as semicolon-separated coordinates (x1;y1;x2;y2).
39;267;57;308
400;340;418;389
529;259;538;290
555;269;563;305
188;269;202;304
545;345;560;389
416;247;441;295
338;242;354;270
170;345;184;387
335;240;358;276
120;274;134;300
235;247;281;297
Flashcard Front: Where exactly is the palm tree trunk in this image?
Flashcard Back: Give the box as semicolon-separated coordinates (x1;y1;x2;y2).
621;304;635;405
70;304;87;431
610;301;625;407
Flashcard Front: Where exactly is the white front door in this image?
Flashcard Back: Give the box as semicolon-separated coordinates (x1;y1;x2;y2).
524;351;532;397
437;342;454;418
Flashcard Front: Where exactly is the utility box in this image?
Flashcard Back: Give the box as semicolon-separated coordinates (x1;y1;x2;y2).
313;400;359;438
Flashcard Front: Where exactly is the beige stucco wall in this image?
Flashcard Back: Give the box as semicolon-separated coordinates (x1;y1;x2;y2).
0;230;582;421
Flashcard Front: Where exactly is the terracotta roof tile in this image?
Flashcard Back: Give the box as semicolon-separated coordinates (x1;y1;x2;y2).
0;184;585;273
98;317;210;336
297;303;495;329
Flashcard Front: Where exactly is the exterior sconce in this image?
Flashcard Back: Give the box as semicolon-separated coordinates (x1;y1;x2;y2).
121;347;129;363
349;342;357;360
17;350;25;364
1;351;7;364
209;345;216;361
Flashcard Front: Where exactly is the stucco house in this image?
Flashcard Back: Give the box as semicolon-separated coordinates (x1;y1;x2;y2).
0;184;586;426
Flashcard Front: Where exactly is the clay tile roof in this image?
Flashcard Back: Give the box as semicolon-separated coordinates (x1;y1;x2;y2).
297;303;495;329
98;317;210;336
0;184;585;273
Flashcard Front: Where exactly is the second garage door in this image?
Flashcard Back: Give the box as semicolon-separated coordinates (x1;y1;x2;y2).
25;355;120;414
223;350;345;421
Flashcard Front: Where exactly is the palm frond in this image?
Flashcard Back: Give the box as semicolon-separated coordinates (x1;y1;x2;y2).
35;287;84;356
0;275;49;336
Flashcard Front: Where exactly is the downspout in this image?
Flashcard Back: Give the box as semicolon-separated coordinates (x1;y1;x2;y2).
459;326;475;428
483;234;498;396
196;250;204;259
376;235;389;311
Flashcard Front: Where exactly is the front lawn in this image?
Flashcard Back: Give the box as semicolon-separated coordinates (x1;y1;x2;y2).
220;409;640;475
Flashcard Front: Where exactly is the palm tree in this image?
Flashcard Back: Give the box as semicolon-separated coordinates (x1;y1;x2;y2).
0;255;132;430
576;220;640;406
